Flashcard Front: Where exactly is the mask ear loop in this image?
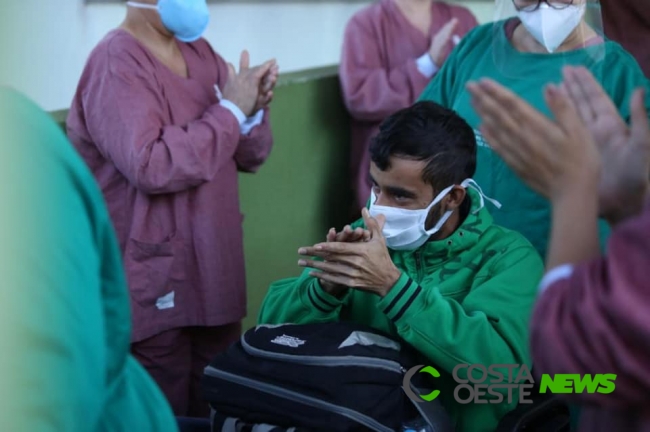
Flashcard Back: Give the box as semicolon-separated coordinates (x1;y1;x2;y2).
370;191;377;206
126;1;158;10
461;179;502;214
421;184;456;235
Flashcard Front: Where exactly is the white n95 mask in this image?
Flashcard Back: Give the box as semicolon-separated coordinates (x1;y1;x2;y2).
518;3;586;53
368;179;501;251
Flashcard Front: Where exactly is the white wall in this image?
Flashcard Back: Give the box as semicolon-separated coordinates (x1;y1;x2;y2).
0;1;494;111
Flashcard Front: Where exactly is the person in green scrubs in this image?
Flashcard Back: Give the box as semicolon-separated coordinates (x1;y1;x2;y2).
0;87;178;431
419;0;650;260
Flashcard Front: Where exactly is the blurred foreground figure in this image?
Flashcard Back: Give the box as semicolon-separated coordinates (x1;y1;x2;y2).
601;0;650;76
0;88;178;431
469;66;650;431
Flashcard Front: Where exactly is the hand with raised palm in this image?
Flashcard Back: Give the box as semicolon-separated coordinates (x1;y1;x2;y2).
223;50;275;117
560;66;650;225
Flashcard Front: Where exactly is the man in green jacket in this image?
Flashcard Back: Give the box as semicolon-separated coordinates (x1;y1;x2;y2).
258;101;544;432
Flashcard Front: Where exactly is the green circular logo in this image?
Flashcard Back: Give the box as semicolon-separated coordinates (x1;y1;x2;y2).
403;365;441;402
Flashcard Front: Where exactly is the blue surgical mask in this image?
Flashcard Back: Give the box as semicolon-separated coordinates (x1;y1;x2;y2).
126;0;210;43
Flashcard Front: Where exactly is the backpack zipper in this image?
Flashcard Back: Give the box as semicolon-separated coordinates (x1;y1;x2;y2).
204;366;394;432
241;337;406;374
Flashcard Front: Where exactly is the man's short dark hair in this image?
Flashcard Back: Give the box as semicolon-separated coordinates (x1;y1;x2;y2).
369;101;477;193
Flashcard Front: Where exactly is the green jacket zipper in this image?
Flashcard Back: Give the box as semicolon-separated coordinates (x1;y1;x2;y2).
414;251;423;282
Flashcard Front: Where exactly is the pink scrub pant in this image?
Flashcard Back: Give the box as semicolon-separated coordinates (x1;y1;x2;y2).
131;322;242;417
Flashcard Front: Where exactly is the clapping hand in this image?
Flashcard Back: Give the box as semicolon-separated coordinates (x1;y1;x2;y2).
326;224;371;244
429;18;459;67
467;66;650;226
300;224;371;297
467;75;600;202
559;66;650;225
222;50;275;117
254;63;279;113
298;209;401;298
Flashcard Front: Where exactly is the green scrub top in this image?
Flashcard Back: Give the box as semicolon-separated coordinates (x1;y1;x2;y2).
419;20;650;260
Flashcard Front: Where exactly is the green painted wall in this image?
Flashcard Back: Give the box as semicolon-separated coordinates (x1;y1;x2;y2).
51;66;354;331
237;67;353;329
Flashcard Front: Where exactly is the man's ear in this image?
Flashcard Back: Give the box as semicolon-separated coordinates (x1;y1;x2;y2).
444;186;467;211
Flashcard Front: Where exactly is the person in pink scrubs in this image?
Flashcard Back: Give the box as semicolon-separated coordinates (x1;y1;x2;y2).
340;0;478;212
66;0;277;418
468;66;650;431
601;0;650;76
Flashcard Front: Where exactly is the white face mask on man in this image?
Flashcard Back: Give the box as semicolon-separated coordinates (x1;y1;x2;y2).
517;3;586;53
368;179;501;251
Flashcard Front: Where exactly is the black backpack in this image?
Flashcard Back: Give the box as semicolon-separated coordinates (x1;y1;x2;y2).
201;322;453;432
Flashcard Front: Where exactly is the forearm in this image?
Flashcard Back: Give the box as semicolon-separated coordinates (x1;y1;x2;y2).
234;109;274;173
546;183;601;270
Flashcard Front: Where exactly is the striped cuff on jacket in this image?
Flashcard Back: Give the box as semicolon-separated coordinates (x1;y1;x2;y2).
377;273;422;323
306;279;347;314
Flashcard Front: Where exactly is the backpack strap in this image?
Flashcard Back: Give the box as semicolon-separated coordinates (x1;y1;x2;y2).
220;417;239;432
251;425;282;432
409;383;454;432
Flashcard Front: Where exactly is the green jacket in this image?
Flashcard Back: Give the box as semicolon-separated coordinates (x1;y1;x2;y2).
258;189;544;432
